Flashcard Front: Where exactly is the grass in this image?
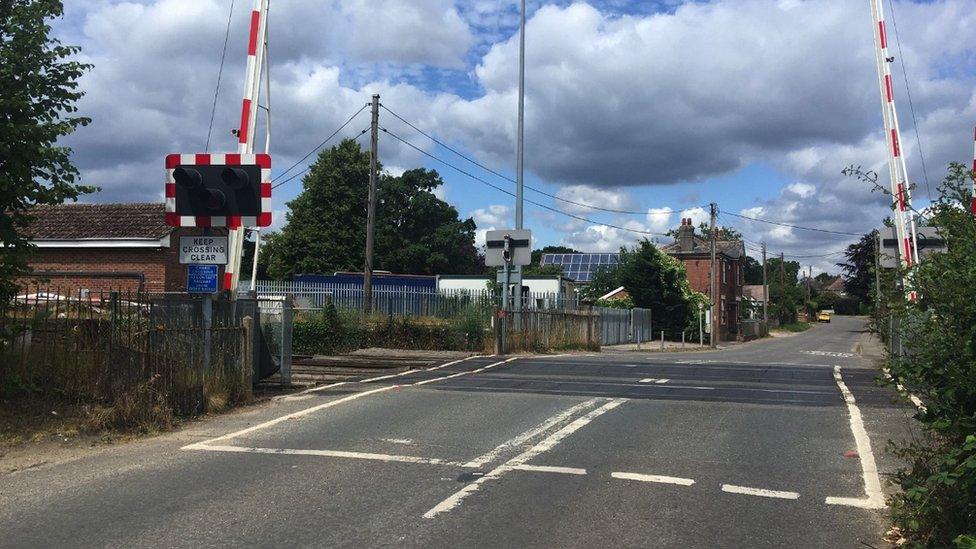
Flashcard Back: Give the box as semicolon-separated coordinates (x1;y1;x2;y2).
776;322;812;333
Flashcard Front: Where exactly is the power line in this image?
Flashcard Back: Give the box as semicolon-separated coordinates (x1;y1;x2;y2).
887;0;933;202
271;103;369;184
720;210;862;237
381;127;669;237
271;127;369;190
205;0;236;152
380;104;651;215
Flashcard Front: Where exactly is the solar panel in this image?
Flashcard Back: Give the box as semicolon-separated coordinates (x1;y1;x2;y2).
539;253;621;282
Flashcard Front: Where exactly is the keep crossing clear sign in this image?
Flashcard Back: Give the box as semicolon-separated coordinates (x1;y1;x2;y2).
179;236;228;265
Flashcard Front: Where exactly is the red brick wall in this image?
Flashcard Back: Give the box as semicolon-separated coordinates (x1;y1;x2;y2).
22;229;228;294
673;254;744;339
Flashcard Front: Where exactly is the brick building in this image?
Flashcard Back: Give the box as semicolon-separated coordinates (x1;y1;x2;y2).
662;218;745;340
21;203;223;294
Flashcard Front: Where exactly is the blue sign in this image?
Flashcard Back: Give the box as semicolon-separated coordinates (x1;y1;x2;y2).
187;264;219;293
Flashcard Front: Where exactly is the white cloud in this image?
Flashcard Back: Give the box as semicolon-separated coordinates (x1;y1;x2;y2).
645;207;673;234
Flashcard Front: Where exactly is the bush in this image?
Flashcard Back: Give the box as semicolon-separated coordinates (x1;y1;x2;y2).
883;164;976;546
834;297;861;315
291;303;491;355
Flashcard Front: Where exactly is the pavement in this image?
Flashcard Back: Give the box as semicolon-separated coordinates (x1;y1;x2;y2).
0;316;920;548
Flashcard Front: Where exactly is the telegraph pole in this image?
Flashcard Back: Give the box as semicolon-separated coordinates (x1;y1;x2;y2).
761;242;768;325
806;265;812;302
709;203;718;348
513;0;527;313
874;229;882;309
363;94;380;313
779;252;786;322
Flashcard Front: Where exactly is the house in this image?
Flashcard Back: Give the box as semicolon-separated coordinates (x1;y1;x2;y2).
20;202;222;294
742;284;767;319
825;277;847;295
662;218;746;340
539;218;746;340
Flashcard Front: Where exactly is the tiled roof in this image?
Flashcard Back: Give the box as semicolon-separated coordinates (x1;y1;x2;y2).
24;203;173;241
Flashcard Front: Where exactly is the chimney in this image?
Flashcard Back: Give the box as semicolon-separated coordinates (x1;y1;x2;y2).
677;218;695;252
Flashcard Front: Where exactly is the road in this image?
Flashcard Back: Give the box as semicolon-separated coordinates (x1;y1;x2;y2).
0;316;917;548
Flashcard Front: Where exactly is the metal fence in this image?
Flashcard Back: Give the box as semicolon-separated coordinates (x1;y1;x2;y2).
596;307;653;346
1;289;257;414
244;280;581;317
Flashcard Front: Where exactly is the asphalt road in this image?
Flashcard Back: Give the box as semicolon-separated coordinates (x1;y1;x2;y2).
0;316;918;548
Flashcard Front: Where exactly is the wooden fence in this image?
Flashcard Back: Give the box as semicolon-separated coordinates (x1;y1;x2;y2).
495;309;600;354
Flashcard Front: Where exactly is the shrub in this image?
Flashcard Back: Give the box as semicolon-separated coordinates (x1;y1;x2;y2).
884;164;976;546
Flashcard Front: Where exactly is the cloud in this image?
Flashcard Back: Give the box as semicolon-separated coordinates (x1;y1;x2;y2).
53;0;976;274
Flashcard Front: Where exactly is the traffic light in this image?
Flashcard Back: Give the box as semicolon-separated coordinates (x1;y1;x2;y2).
165;153;272;228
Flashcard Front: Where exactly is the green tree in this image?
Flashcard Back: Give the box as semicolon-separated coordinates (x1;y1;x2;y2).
837;232;875;304
582;239;700;335
743;255;764;285
1;0;94;301
766;256;802;323
264;139;481;279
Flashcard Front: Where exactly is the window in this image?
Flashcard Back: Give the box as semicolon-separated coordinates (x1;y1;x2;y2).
722;261;727;284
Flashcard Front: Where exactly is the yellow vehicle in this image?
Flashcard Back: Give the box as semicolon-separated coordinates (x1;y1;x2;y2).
818;311;831;323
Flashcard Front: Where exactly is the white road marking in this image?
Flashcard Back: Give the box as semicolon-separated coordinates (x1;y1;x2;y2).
639;378;655;383
380;438;414;445
801;350;855;358
463;399;600;468
638;378;670;384
610;472;695;486
423;398;626;519
721;484;800;500
511;464;587;475
359;370;419;383
184;357;517;450
825;365;886;510
413;357;517;386
291;381;348;397
655;378;670;384
882;367;926;411
186;444;465;466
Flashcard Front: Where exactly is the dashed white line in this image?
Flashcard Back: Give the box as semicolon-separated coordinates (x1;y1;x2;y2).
611;472;695;486
423;398;626;519
721;484;800;500
655;378;670;384
825;365;886;509
359;369;420;383
511;464;587;475
463;399;600;468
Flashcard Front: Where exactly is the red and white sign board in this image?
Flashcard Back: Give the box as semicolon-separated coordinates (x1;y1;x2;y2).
165;153;272;228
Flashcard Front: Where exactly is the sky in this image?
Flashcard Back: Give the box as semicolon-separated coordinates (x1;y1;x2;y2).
53;0;976;274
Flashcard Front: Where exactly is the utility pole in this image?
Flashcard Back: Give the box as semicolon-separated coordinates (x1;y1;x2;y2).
874;229;882;310
513;0;527;314
806;265;812;302
363;94;379;313
709;202;718;348
779;252;786;323
761;242;768;325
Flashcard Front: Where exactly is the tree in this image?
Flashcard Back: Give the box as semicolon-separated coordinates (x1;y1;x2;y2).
1;0;94;301
582;239;702;335
837;232;875;304
743;255;764;285
765;256;802;323
264;139;481;279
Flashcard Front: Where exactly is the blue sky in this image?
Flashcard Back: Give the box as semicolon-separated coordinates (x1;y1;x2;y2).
55;0;976;272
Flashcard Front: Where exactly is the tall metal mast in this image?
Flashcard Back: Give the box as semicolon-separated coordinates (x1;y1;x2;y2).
869;0;919;298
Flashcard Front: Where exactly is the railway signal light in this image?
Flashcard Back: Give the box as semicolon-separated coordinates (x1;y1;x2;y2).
164;153;272;228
